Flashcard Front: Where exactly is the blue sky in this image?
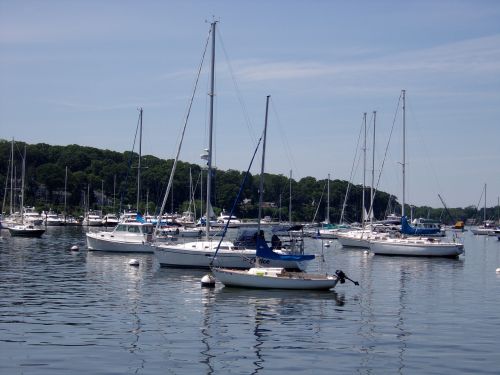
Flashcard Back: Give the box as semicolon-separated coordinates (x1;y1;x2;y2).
1;0;499;209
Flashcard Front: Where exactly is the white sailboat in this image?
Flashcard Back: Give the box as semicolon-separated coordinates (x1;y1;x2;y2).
212;96;358;290
470;184;495;235
154;27;309;271
86;108;154;252
337;112;381;248
8;146;45;238
369;90;464;257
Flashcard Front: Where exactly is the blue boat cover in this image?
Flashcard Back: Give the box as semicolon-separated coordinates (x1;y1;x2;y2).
256;237;315;261
400;216;440;235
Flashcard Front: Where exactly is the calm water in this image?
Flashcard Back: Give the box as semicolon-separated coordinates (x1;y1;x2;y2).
1;227;499;374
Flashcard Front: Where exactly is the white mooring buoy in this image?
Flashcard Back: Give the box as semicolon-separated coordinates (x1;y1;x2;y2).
496;268;500;274
128;259;140;267
70;245;79;251
201;274;216;287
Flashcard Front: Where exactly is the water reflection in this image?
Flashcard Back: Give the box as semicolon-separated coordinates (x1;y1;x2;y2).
198;287;346;374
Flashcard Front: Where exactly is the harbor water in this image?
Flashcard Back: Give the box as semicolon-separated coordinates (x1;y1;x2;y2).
1;227;499;374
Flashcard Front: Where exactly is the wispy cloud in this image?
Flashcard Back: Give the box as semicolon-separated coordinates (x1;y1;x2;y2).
231;34;500;82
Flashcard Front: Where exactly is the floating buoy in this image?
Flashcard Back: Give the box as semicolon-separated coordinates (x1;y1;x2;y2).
70;245;79;251
496;268;500;274
128;259;140;267
201;274;216;287
364;250;369;255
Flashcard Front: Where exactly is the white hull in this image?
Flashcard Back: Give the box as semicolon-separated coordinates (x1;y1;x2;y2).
316;229;339;239
470;227;494;235
370;238;464;257
86;232;153;253
211;267;338;290
336;231;373;248
153;240;307;270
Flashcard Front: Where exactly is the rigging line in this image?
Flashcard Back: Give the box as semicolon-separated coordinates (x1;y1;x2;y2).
210;130;264;266
368;91;403;219
154;28;212;216
155;25;211;230
269;98;299;175
172;27;212;161
407;99;443;200
216;28;258;146
311;180;327;224
340;114;364;223
119;112;141;213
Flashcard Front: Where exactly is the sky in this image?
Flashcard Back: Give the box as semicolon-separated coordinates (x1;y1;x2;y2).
1;0;499;209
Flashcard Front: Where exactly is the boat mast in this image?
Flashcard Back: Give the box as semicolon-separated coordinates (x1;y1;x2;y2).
137;107;143;213
64;166;68;221
371;111;376;226
484;183;487;223
10;138;14;215
402;89;406;218
289;170;292;224
362;112;367;227
21;146;25;224
257;95;270;234
206;20;217;240
326;173;330;224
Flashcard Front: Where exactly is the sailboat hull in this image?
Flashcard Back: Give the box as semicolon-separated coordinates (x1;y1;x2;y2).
370;238;464;257
336;231;372;248
211;267;338;290
86;232;153;253
8;226;45;238
153;241;307;270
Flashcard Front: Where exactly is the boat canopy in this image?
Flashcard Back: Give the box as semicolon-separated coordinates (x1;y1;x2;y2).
256;237;314;262
400;216;440;235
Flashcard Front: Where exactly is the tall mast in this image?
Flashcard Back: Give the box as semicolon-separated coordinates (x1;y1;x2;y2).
137;107;143;212
113;174;116;213
402;89;406;218
101;179;104;213
10;138;14;215
21;146;26;224
64;166;68;220
326;174;330;224
371;111;376;226
289;170;292;224
484;183;487;223
362;112;367;227
257;95;270;234
206;20;217;240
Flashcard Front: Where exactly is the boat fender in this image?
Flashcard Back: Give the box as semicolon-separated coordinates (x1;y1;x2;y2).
335;270;359;286
201;274;216;287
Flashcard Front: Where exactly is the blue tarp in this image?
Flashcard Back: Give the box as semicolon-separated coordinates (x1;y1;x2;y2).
256;237;315;262
400;216;440;235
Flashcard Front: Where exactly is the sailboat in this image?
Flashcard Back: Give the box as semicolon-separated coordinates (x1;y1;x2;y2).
211;96;358;290
316;174;345;239
8;145;45;238
86;108;155;253
336;112;382;248
154;28;308;271
470;184;495;235
369;90;464;257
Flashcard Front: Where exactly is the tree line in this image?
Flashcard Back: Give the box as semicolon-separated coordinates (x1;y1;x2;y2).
0;139;496;224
